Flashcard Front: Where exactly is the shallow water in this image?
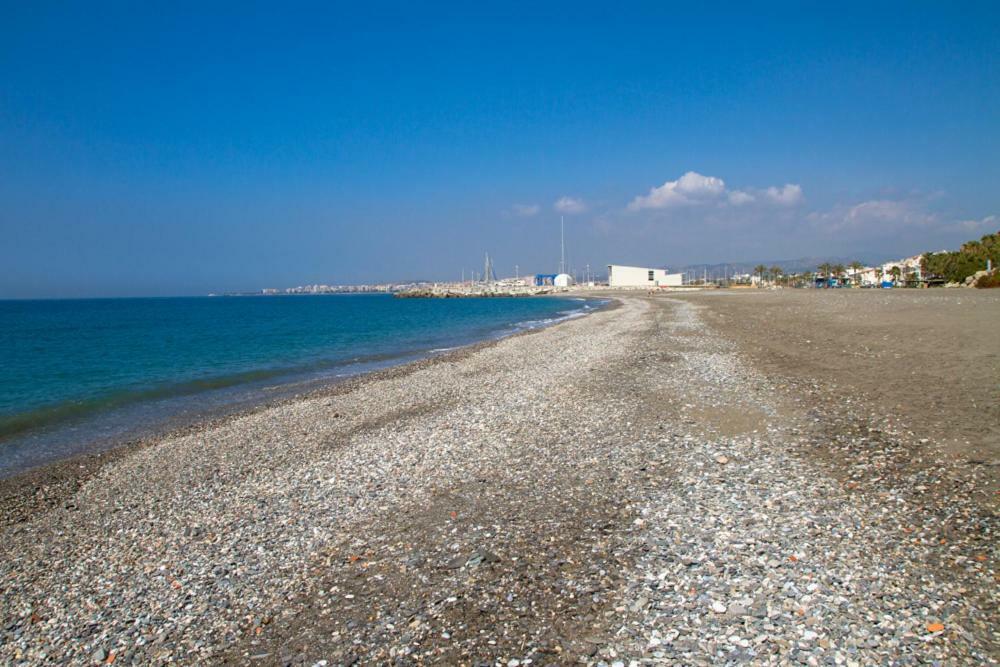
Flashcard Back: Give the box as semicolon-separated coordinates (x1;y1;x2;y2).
0;294;599;475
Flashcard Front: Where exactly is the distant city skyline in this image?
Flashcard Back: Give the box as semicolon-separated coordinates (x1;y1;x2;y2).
1;3;998;297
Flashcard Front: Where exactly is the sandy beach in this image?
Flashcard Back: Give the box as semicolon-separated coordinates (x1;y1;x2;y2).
1;293;997;665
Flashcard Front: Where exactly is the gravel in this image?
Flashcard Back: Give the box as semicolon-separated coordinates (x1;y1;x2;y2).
0;295;995;665
603;298;996;665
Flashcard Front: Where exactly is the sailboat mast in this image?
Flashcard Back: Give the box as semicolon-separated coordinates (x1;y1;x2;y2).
560;216;565;275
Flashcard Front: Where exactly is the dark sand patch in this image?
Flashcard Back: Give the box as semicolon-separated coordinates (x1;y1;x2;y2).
678;289;1000;467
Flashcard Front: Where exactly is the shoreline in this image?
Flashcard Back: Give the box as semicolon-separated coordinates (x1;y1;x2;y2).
1;293;995;665
0;297;618;528
0;294;604;480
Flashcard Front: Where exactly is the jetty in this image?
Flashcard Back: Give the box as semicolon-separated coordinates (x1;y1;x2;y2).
396;254;564;297
395;284;553;298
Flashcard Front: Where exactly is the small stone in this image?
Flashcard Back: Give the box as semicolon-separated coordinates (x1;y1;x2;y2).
727;604;748;617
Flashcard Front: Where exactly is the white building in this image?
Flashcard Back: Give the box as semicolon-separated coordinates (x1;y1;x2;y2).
607;264;683;288
881;254;924;283
553;273;574;287
853;267;880;286
497;277;531;287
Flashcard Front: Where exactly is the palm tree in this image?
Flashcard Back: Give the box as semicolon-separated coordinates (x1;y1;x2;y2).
889;265;901;284
769;266;783;286
817;263;831;281
849;261;864;286
832;264;846;286
754;264;767;287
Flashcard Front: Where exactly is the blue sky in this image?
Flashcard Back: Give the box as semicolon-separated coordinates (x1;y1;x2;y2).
1;2;998;297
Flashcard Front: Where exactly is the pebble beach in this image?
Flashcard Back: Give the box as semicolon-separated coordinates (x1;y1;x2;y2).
1;293;997;665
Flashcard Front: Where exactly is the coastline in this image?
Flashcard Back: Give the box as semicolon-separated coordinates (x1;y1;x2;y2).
0;297;617;529
1;293;995;665
0;294;604;479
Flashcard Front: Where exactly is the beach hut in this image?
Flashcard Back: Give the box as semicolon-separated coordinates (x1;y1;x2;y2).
554;273;574;287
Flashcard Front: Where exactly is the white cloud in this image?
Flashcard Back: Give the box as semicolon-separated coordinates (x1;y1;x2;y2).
805;197;1000;244
610;177;990;255
628;171;726;210
554;196;587;214
512;203;540;217
763;184;803;206
956;214;997;232
672;171;726;197
846;200;933;226
628;171;802;211
728;190;755;205
807;199;938;232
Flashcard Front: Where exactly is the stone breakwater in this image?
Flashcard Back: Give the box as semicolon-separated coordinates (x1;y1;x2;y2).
394;286;555;298
0;297;996;665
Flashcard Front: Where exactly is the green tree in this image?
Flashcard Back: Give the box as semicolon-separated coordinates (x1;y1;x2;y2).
770;266;783;286
922;230;1000;283
754;264;767;287
849;261;864;286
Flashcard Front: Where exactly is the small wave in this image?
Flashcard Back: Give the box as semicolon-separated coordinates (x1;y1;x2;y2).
507;304;592;334
0;347;428;444
0;367;294;442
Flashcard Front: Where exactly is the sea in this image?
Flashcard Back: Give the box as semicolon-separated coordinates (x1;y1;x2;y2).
0;294;600;476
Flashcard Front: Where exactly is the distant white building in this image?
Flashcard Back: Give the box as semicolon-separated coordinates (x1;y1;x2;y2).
607;264;683;288
497;277;531;287
853;266;880;286
553;273;574;287
882;254;924;283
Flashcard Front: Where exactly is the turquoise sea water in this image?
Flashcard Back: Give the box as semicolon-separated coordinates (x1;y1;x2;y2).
0;294;597;475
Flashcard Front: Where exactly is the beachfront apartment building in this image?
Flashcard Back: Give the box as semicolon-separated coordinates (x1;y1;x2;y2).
882;255;924;283
608;264;684;288
851;267;881;286
842;254;927;286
